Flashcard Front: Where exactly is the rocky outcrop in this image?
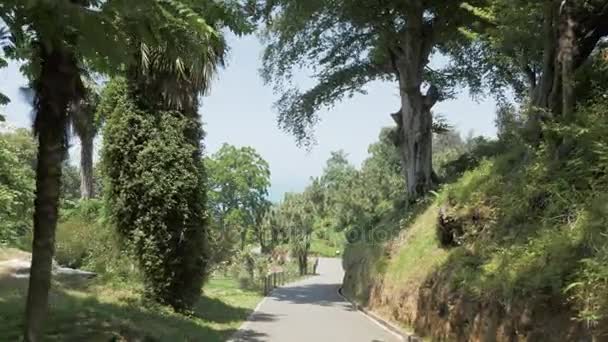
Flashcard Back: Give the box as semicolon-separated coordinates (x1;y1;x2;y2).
437;205;464;247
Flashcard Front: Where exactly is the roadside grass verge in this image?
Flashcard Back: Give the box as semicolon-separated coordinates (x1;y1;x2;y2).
310;239;342;257
0;265;262;341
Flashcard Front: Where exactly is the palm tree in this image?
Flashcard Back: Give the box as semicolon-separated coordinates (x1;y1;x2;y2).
0;3;88;339
24;39;84;342
69;78;101;199
0;0;211;338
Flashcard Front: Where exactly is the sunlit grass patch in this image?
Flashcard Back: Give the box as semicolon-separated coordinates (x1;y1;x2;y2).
0;267;262;341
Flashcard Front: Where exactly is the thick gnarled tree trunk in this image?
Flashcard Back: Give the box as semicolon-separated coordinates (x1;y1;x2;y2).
25;43;80;342
390;4;438;201
395;86;434;199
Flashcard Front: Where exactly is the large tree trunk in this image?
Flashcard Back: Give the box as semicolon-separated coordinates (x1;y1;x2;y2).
391;66;437;200
529;0;607;144
24;43;79;342
532;0;560;110
527;0;561;144
388;4;437;201
79;133;94;199
395;88;434;199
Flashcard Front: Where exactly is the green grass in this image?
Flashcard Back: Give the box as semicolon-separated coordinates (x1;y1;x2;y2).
385;204;448;284
309;228;346;257
0;265;262;341
310;238;343;257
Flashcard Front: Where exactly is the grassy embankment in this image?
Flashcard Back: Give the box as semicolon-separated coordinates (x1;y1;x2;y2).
310;227;347;257
343;143;608;340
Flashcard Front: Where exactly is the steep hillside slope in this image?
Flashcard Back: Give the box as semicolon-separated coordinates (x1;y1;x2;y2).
343;149;608;341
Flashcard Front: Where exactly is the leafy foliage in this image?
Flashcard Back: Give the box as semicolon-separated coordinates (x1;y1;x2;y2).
329;130;405;241
260;0;488;145
0;129;36;245
274;128;405;260
206;144;271;260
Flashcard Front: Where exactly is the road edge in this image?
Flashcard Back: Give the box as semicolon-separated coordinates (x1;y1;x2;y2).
225;293;270;342
337;287;423;342
226;274;307;342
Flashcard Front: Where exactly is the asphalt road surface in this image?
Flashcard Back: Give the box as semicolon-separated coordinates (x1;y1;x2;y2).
229;258;401;342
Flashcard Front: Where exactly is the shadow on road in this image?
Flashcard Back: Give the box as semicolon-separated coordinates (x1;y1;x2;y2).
269;282;355;310
249;312;281;322
232;328;270;342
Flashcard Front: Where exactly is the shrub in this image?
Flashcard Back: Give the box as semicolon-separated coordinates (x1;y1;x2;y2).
62;198;103;221
54;218;136;277
55;218;92;268
439;138;507;182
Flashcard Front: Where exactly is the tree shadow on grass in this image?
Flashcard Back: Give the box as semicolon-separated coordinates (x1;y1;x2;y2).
0;275;261;342
193;295;269;324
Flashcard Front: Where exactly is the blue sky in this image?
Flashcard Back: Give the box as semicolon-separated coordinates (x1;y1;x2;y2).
0;34;497;201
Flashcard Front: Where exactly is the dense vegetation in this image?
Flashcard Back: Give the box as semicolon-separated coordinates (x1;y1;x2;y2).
256;0;608;340
1;0;608;341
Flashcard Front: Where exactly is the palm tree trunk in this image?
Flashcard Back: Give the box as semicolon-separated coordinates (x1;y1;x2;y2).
24;43;78;342
79;133;94;199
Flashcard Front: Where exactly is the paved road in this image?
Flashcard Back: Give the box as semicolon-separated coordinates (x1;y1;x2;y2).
229;258;401;342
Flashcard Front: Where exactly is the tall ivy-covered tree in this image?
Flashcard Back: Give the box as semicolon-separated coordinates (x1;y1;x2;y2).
102;1;253;311
101;78;211;312
260;0;487;200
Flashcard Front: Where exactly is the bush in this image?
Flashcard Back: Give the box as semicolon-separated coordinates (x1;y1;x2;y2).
62;198;103;221
55;204;139;281
55;218;92;269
